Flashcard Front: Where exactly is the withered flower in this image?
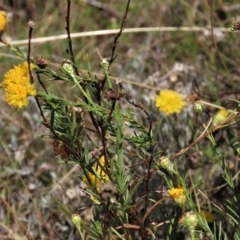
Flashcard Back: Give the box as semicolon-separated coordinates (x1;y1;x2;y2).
53;140;70;159
33;56;49;69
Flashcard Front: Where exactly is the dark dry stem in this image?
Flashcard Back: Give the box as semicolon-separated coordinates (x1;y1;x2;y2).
36;72;48;93
210;0;229;75
35;96;48;124
109;0;131;66
27;25;34;84
88;109;102;143
126;208;147;239
65;0;103;143
27;24;49;127
65;0;79;76
141;198;167;226
125;97;154;213
105;101;116;129
35;73;48;124
126;97;152;138
101;100;117;174
99;105;114;175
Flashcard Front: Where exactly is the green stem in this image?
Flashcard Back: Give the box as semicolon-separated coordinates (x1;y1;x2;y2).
190;230;195;240
71;74;94;105
104;69;112;88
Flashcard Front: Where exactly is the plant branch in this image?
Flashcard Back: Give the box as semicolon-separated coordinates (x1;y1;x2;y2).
171;111;240;161
109;0;131;66
27;21;34;84
65;0;79;76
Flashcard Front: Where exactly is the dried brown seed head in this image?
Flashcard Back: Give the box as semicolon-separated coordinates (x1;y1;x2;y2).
103;88;126;101
53;140;70;159
33;56;49;69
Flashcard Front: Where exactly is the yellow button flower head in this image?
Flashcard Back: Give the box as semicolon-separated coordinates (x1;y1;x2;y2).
0;11;7;31
2;62;36;109
155;90;185;115
83;156;109;191
168;187;186;207
199;211;214;223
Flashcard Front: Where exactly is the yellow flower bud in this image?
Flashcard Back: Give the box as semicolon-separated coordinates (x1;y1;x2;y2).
168;187;186;208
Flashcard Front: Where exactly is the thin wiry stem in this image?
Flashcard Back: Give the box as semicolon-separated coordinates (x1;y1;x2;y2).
27;22;48;127
27;22;34;84
36;72;48;93
109;0;131;66
65;0;79;76
209;0;229;75
65;0;103;142
126;97;154;216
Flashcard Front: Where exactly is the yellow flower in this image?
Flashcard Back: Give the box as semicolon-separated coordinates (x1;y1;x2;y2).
83;156;109;191
168;186;184;198
213;109;229;126
155;90;185;115
199;211;214;223
2;62;36;109
0;11;7;31
168;187;186;207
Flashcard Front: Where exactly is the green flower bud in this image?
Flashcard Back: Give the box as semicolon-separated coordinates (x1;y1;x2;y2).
100;58;109;72
62;60;74;76
194;101;203;114
71;214;82;233
181;212;198;232
159;156;173;172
